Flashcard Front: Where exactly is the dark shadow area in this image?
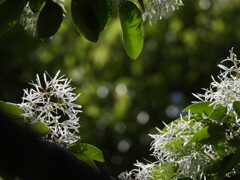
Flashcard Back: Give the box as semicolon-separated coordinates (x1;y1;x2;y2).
0;112;114;180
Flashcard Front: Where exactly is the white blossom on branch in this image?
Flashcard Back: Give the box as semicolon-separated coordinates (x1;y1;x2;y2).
18;70;82;146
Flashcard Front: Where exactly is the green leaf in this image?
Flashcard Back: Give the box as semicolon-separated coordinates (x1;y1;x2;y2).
119;0;144;60
218;153;234;177
233;101;240;117
165;138;185;152
188;126;210;144
150;162;177;179
68;143;104;172
138;0;145;11
36;0;63;38
0;100;23;119
221;147;240;176
209;104;227;121
68;143;105;163
0;0;27;36
205;161;220;179
71;0;112;42
188;124;225;145
229;137;240;148
71;152;99;172
28;121;50;136
29;0;46;13
91;0;112;31
177;178;193;180
182;101;214;115
71;0;99;42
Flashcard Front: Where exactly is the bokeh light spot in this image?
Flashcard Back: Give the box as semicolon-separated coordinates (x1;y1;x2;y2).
115;83;127;96
118;139;131;153
97;85;109;98
136;111;150;125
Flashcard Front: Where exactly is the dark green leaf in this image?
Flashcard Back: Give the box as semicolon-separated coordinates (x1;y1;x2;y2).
119;1;144;60
36;0;63;38
28;121;50;136
0;100;23;119
91;0;112;31
223;115;235;124
68;143;105;162
206;124;226;143
29;0;46;13
220;147;240;176
188;124;225;145
138;0;145;11
0;0;27;36
177;178;193;180
71;0;100;42
218;153;234;177
183;101;214;115
229;137;240;148
225;174;240;180
205;161;220;178
71;0;112;42
233;101;240;117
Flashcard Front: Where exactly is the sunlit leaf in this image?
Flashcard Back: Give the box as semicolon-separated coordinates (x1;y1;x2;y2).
28;121;50;136
68;143;104;162
150;162;177;179
209;104;227;121
182;101;214;115
165;138;184;152
29;0;46;13
71;152;99;172
68;143;104;172
188;126;209;144
36;0;63;38
119;1;143;60
0;100;23;119
0;0;27;36
233;101;240;117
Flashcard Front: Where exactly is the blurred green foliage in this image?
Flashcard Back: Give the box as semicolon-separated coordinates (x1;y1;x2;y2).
1;0;240;176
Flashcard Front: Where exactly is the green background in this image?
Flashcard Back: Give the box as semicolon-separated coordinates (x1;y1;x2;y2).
1;0;240;176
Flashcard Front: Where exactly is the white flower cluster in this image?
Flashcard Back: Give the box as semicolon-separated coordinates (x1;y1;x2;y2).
119;113;218;180
119;49;240;179
142;0;183;25
193;48;240;114
18;70;82;146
